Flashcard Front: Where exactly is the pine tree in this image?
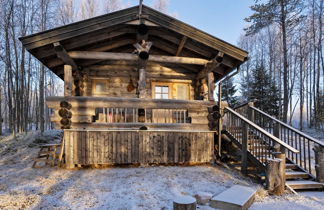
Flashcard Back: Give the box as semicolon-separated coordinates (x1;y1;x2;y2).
221;78;238;107
244;65;281;117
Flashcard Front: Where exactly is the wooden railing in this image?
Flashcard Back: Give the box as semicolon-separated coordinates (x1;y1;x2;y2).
245;106;324;177
95;107;188;123
47;96;213;130
223;107;299;173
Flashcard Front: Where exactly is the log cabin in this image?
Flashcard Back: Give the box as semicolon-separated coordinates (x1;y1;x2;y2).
19;5;247;168
20;4;324;192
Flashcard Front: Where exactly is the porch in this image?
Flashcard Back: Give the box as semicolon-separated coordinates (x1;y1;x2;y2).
47;96;216;168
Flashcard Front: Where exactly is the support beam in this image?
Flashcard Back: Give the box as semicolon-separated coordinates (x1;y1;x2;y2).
207;71;215;101
64;65;73;96
54;42;78;70
134;40;152;98
176;36;187;56
67;51;209;65
197;51;225;80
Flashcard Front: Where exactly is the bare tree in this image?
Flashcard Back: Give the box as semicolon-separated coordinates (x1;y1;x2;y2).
103;0;123;13
152;0;168;13
80;0;97;20
58;0;75;25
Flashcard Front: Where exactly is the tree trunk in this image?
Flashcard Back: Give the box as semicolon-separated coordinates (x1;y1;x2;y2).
280;0;289;123
173;196;197;210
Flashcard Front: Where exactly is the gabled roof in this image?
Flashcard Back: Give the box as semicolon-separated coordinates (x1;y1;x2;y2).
19;5;248;80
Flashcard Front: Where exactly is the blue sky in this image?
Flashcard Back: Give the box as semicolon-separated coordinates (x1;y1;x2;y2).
122;0;255;45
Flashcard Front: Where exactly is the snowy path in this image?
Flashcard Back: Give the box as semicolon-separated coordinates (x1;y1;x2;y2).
0;131;323;209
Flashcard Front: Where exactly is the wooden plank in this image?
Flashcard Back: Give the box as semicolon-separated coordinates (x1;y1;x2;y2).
127;132;132;163
174;132;179;163
163;133;168;163
210;185;256;209
139;132;143;164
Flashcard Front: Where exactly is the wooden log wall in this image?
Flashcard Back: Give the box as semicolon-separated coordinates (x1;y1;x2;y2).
82;64;195;98
64;130;214;167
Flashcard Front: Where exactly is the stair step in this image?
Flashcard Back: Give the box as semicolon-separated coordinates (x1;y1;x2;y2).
286;180;324;190
34;158;53;162
285;171;310;179
39;151;55;156
285;163;298;170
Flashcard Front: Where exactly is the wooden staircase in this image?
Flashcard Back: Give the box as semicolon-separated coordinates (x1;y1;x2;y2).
222;105;324;191
32;143;62;168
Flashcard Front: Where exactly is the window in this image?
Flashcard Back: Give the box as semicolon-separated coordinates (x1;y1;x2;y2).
92;79;108;95
155;86;169;99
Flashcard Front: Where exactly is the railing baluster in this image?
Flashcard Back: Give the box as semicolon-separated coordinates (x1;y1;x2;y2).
303;136;306;171
308;140;311;175
125;108;127;123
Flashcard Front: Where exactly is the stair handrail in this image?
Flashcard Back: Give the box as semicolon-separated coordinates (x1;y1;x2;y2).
225;107;299;154
249;106;324;147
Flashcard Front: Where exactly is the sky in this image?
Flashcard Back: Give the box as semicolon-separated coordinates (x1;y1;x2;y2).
121;0;255;45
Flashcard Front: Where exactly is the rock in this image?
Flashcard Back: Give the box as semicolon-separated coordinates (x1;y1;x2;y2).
194;191;213;205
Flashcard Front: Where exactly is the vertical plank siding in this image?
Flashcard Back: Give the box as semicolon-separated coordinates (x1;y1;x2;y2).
64;130;214;166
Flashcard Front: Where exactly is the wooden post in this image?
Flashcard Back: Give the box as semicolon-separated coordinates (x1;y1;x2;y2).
64;131;75;169
313;145;324;183
247;103;254;122
173;195;197;210
266;158;284;195
207;71;215;101
217;82;222;157
138;67;146;98
64;65;73;96
271;145;286;195
241;123;248;175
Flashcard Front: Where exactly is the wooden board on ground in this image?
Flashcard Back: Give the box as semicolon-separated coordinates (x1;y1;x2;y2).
210;185;256;210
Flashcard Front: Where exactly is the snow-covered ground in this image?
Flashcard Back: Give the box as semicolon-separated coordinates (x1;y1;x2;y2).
303;128;324;142
0;131;323;209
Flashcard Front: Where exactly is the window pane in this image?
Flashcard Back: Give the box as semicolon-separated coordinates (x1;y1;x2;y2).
96;82;106;92
155;86;162;93
162;93;169;99
155;94;161;99
162;87;169;93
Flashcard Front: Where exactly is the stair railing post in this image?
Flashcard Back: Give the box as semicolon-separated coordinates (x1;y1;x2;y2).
313;145;324;183
247;102;255;122
241;122;248;175
273;145;286;195
270;122;286;195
